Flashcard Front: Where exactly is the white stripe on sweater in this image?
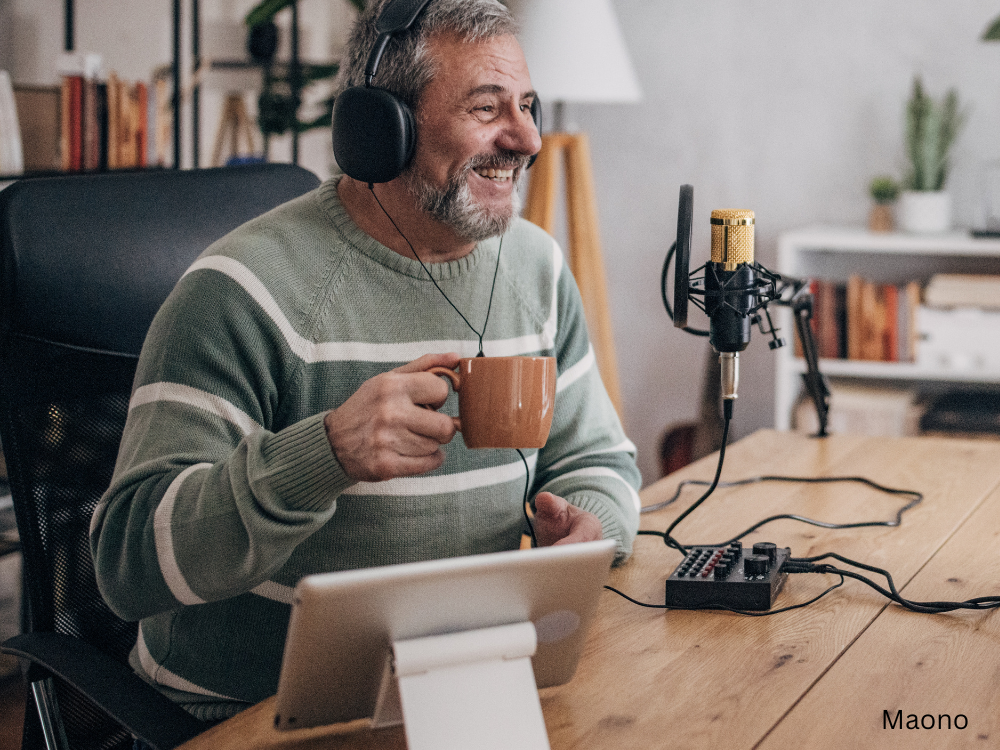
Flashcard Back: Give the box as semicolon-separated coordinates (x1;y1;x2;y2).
538;466;642;512
183;242;563;362
131;382;260;436
249;452;543;606
250;579;295;605
154;463;211;606
556;344;594;393
342;452;538;497
137;623;236;700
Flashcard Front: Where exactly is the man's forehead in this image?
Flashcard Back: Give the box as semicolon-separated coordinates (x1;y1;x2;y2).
425;31;533;97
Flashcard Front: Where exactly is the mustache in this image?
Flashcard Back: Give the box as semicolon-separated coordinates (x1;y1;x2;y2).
466;151;531;173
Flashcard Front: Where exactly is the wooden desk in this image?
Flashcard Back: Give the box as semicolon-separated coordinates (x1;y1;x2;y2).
179;430;1000;750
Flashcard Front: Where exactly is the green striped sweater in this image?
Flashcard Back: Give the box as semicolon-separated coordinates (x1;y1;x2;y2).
91;177;640;720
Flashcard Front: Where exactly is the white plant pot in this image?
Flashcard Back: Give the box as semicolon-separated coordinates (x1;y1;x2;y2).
898;190;952;233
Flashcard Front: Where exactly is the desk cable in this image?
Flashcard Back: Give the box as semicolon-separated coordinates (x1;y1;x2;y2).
781;553;1000;614
602;407;1000;615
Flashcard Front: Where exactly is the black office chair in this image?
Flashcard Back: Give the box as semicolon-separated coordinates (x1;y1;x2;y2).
0;164;321;750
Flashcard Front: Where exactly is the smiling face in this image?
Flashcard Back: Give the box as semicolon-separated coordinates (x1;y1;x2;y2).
404;31;542;242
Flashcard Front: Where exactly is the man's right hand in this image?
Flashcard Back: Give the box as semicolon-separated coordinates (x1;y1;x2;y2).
324;352;461;482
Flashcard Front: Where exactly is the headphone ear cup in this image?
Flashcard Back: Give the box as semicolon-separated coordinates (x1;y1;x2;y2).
527;96;542;170
332;86;417;184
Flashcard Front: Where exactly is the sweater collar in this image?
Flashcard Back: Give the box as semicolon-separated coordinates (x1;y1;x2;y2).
318;177;497;281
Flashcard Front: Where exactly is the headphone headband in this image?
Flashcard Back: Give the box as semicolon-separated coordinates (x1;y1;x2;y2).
333;0;541;184
366;0;435;84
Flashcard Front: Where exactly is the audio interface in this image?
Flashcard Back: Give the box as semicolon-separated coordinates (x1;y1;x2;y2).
664;542;790;611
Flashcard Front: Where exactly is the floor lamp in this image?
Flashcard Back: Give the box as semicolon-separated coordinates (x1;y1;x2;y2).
523;131;623;417
510;0;641;421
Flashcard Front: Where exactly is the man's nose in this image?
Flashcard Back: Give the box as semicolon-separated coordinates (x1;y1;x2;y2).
499;106;543;158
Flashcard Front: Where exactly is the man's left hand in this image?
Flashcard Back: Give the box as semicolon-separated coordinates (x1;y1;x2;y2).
532;492;603;547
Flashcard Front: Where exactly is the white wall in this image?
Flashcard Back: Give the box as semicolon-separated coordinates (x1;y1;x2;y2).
580;0;1000;484
4;1;1000;485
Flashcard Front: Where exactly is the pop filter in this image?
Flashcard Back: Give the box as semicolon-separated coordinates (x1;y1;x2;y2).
673;184;694;329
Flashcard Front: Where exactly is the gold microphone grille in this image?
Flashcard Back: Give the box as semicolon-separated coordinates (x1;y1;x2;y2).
710;209;755;267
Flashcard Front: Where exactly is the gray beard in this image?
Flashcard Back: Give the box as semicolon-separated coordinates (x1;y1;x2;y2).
406;160;525;243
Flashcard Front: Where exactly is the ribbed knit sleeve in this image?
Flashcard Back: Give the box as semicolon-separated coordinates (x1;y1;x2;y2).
534;257;642;561
92;191;356;621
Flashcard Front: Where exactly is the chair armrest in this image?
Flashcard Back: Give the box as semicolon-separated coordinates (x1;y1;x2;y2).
3;632;209;750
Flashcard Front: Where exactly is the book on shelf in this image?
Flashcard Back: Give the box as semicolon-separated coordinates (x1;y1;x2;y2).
796;276;921;364
13;85;60;172
58;54;150;174
924;273;1000;310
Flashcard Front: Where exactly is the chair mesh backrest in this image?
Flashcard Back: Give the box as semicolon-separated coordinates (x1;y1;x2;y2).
4;341;136;750
0;164;320;750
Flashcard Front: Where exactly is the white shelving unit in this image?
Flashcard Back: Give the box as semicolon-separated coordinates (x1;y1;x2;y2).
774;225;1000;430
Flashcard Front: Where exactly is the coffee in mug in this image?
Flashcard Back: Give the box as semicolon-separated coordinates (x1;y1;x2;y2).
427;356;557;449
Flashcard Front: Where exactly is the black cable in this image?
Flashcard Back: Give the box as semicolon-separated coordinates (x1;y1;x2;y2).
787;552;1000;613
603;572;845;615
641;474;923;547
643;474;921;514
516;448;536;548
658;405;731;554
369;184;503;357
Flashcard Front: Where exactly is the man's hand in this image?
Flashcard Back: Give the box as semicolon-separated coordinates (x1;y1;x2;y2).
324;352;460;482
532;492;603;547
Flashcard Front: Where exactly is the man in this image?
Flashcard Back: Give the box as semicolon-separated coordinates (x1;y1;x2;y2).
92;0;640;721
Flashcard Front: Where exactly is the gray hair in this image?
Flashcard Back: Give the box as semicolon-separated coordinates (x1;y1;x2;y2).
335;0;518;112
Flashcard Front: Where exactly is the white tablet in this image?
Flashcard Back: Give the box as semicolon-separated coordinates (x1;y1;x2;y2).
273;538;616;731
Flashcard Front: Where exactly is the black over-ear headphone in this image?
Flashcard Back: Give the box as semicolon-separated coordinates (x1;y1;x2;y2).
331;0;542;185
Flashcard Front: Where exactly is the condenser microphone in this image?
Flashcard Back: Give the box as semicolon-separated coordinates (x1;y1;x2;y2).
705;209;757;403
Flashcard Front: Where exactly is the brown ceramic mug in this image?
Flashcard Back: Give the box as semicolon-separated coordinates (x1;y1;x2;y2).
426;356;557;449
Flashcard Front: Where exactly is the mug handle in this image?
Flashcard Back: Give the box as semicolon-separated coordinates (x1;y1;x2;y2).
425;366;462;432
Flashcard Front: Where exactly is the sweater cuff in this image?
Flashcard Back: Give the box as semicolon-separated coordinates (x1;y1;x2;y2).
566;492;634;562
261;412;354;513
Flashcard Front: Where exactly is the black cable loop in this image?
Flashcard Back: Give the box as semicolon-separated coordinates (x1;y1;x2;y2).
641;474;922;545
369;184;503;356
656;412;732;554
516;448;536;548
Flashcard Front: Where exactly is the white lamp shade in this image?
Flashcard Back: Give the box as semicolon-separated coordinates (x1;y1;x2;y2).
507;0;642;104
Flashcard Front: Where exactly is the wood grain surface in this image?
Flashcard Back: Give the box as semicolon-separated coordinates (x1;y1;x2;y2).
177;430;1000;750
758;469;1000;749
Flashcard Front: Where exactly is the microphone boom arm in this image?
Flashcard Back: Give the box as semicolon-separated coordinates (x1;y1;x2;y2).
766;273;831;438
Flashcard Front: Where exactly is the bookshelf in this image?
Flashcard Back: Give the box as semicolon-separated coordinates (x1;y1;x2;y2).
0;1;305;179
774;225;1000;430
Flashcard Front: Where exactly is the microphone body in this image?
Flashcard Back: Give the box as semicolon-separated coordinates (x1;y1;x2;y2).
705;264;756;354
705;209;757;401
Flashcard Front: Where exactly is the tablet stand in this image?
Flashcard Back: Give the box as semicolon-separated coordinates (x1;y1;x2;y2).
373;621;550;750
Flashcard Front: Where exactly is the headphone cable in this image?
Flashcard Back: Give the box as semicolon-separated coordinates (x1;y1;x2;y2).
368;184;503;357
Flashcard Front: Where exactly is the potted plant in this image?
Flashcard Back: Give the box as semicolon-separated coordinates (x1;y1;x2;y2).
898;77;965;233
245;0;366;154
868;175;899;232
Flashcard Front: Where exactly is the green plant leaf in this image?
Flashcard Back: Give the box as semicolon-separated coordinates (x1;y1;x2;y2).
246;0;295;28
249;0;363;135
870;176;900;203
983;14;1000;40
904;77;964;191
